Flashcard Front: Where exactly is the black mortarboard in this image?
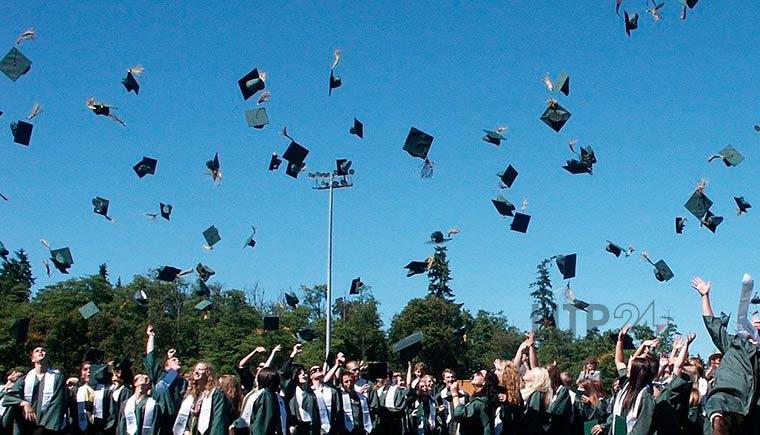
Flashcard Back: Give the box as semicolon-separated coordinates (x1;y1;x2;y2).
510;213;531;233
134;289;148;305
79;302;100;320
393;331;423;362
684;190;712;220
564;286;589;311
482;129;507;146
50;248;74;274
244;107;269;129
206;153;221;180
10;318;29;344
160;203;172;220
606;241;623;257
676;217;686;234
203;226;221;249
685;0;699;7
244;227;257;249
499;165;518;188
429;231;451;244
555;254;577;279
336;159;352;176
114;356;133;371
701;211;724;233
329;70;341;95
92;197;111;219
285;292;299;309
367;362;388;381
563;159;592;175
195;279;211;298
349;277;364;295
264;316;279;331
708;145;744;167
555;72;570;96
283;142;309;179
269;153;282;171
122;71;140;94
238;68;265;101
196;263;215;282
10;120;33;146
624;11;639;37
0;48;32;82
296;328;318;343
492;195;516;217
403;127;434;160
350;118;364;138
653;260;674;282
0;241;9;260
735;196;752;214
540;100;571;132
195;300;213;311
752;293;760;305
610;331;636;350
83;347;105;364
405;260;429;277
157;266;182;282
133;157;157;178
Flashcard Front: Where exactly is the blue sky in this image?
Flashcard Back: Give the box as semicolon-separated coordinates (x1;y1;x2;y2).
2;1;760;358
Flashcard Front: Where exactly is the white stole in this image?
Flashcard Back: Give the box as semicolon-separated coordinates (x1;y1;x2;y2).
0;390;7;419
24;368;57;414
341;391;373;433
172;395;194;435
77;385;92;430
295;386;313;422
612;385;648;434
93;385;105;419
112;385;125;402
124;396;156;435
240;389;262;425
197;390;214;434
317;385;332;416
494;405;503;435
314;389;331;434
383;386;398;409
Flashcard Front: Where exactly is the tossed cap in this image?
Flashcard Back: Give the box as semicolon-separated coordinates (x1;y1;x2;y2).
0;47;32;82
92;197;112;220
269;153;282;171
328;49;342;95
555;254;577;280
403;127;434;160
701;211;724;233
50;247;74;274
499;165;518;188
122;66;143;94
684;189;713;219
510;213;531;233
540;99;571;132
429;231;451;244
160;203;172;220
350;118;364;138
195;300;213;311
675;217;686;234
238;68;266;101
492;195;516;217
202;225;221;249
405;260;430;277
349;277;364;295
244;227;257;249
624;11;639;36
156;266;183;282
735;196;752;214
482;127;507;146
393;331;423;362
284;291;299;309
196;263;215;282
606;241;623;258
708;145;744;167
296;328;318;343
244;107;269;129
133;157;157;179
367;362;388;381
10;317;30;343
134;289;148;306
263;316;279;331
79;301;100;320
10;120;34;146
336;159;353;176
206;153;222;182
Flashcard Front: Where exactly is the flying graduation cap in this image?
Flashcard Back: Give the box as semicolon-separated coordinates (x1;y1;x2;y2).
701;211;724;233
328;49;342;95
202;226;221;250
405;258;432;277
684;182;713;220
156;266;191;282
92;197;114;221
564;146;596;175
79;301;100;320
0;29;35;82
676;217;687;234
540;99;571;132
511;200;531;233
195;300;213;311
196;263;215;282
499;165;518;188
86;97;126;126
122;65;143;94
41;240;73;274
641;252;674;282
336;159;353;176
134;289;148;306
428;231;451;244
564;285;589;311
606;241;634;258
624;11;639;37
680;0;699;20
269;153;283;171
244;107;269;129
10;103;42;146
284;292;299;309
206;153;222;183
403;127;435;178
350;118;364;138
393;331;423;362
244;227;257;249
482;127;508;146
492;195;516;217
238;68;266;101
708;145;744;167
296;328;318;343
349;277;364;295
555;254;577;280
282;128;309;178
647;1;665;22
735;197;752;215
133;157;157;178
542;72;570;96
0;241;9;260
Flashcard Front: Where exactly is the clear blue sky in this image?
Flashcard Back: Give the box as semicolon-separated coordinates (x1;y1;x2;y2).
3;1;760;358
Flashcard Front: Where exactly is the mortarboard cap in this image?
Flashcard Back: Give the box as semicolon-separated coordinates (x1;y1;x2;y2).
555;254;577;279
350;118;364;138
285;161;305;178
752;293;760;305
203;226;221;249
709;145;744;167
195;299;213;311
10;317;30;344
122;71;140;94
134;289;148;306
429;231;450;244
565;287;589;311
283;141;309;172
685;0;699;7
735;196;752;214
510;213;531;233
196;263;215;282
264;316;279;331
92;197;110;219
79;302;100;320
684;190;712;220
133;157;157;179
653;260;674;282
563;159;592;175
157;266;182;282
244;227;257;249
393;331;423;362
701;211;723;233
296;328;318;343
624;11;639;37
244;107;269;129
606;242;623;258
349;277;364;295
555;72;570;96
50;247;73;274
540;100;571;132
114;356;133;371
405;260;429;277
610;331;636;350
336;159;353;176
675;217;686;234
492;195;516;217
367;362;388;381
160;203;172;220
269;153;282;171
482;129;507;146
238;68;265;100
499;165;518;188
284;292;299;309
10;120;33;146
0;47;32;82
0;241;9;260
195;279;211;298
403;127;434;160
329;70;341;95
206;153;221;178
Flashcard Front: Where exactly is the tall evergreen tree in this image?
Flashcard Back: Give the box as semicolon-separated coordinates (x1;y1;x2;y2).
0;249;35;303
428;246;454;299
529;258;557;329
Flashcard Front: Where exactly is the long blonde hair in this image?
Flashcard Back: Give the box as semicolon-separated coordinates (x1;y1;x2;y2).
521;367;553;407
218;375;243;413
186;362;217;398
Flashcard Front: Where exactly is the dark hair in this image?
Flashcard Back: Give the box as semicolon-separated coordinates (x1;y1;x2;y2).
256;367;281;392
546;365;562;392
474;371;500;404
622;355;659;415
291;364;306;384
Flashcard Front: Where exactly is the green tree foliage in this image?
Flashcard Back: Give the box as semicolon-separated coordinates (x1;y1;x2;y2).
0;249;35;303
461;310;524;374
332;288;388;363
428;246;454;299
530;258;557;329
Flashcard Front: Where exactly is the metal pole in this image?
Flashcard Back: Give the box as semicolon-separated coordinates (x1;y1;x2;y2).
325;173;335;359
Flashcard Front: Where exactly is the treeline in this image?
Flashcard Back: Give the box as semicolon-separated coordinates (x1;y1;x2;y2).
0;249;672;389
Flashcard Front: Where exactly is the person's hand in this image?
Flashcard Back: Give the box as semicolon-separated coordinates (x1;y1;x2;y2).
167;348;176;359
449;382;459;396
687;332;697;345
254;346;266;353
336;352;345;365
146;325;154;336
290;343;302;358
691;277;711;297
272;344;282;353
642;338;660;349
591;424;604;435
618;324;631;341
21;401;36;422
361;384;370;395
580;395;590;404
494;359;505;371
660;356;670;367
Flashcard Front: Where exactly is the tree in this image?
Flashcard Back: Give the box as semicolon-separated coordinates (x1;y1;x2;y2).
530;258;557;329
428;246;454;299
332;289;388;363
0;249;35;303
461;310;524;374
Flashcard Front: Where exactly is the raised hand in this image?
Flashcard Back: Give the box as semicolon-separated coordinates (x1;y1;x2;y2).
618;324;631;340
146;325;154;336
691;277;711;296
254;346;266;353
687;332;697;344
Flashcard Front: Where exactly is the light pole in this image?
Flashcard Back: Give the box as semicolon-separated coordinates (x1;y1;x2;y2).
309;162;354;359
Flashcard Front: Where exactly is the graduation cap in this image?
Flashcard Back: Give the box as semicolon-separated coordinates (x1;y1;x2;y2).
681;0;699;19
735;197;752;215
92;197;113;221
555;254;577;280
393;331;423;362
238;68;266;100
350;118;364;138
196;263;215;282
202;225;221;249
0;47;32;82
510;213;531;233
708;145;744;167
405;260;430;277
122;66;143;94
0;241;9;260
50;247;74;274
195;300;213;311
133;157;157;178
367;362;388;381
285;292;299;309
499;165;518;188
269;153;282;171
492;195;516;217
543;72;570;96
605;241;626;258
114;356;133;371
10;120;33;146
328;49;342;95
206;153;222;182
86;98;126;126
134;289;148;306
563;159;593;175
564;285;589;311
160;203;172;220
624;11;639;37
243;227;257;249
156;266;183;282
403;127;434;161
263;316;279;331
684;189;713;220
349;277;364;295
79;301;100;320
244;107;269;129
675;217;686;234
482;127;507;146
336;159;353;176
296;328;318;343
752;293;760;305
540;100;571;132
195;279;211;298
642;252;674;282
282;138;309;179
429;231;451;244
610;331;636;350
10;317;29;344
701;211;724;233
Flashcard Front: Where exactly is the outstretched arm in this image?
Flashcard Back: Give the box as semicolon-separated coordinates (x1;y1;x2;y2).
615;325;630;370
263;344;282;368
692;277;714;317
238;347;266;369
406;361;412;388
528;331;538;369
146;324;155;354
513;334;533;367
672;333;696;377
323;352;344;384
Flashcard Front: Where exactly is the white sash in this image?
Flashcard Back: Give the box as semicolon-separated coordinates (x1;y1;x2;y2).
173;395;194;435
24;368;57;413
318;385;332;417
198;390;214;434
240;389;263;425
0;394;7;419
125;396;157;435
341;391;373;433
77;385;92;430
494;406;503;435
112;385;124;402
415;398;436;432
93;385;105;419
295;386;312;422
383;386;398;409
612;385;648;433
276;394;288;434
314;389;331;434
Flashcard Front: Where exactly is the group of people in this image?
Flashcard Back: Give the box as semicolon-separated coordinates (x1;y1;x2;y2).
2;276;760;434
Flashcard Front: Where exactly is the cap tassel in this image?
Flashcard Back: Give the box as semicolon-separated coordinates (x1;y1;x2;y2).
447;227;460;238
15;28;35;46
108;113;127;127
568;138;578;153
521;197;529;211
640;251;656;267
282;126;294;141
256;90;271;105
42;260;52;277
331;49;342;71
420;159;434;178
695;178;708;194
203;244;214;251
40;239;51;250
144;213;158;221
542;74;554;92
625;246;635;257
27;103;42;121
127;65;144;76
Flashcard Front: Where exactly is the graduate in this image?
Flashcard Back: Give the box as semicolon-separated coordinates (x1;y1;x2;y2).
234;367;288;434
576;358;602;385
105;358;134;435
405;374;444;434
68;360;95;435
652;334;697;435
451;371;497;435
336;371;374;434
217;375;243;421
519;367;553;435
308;357;342;434
116;374;160;435
172;362;232;435
4;346;68;434
492;360;523;435
284;363;330;435
0;369;24;435
143;325;188;435
574;380;609;431
546;365;573;434
375;371;407;434
235;346;279;394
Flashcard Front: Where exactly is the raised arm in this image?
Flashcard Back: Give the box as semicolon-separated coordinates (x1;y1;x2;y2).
323;352;344;384
406;361;412;388
528;331;538;369
692;277;714;317
238;346;266;369
672;333;695;377
146;324;155;354
513;334;533;367
263;344;281;368
615;325;630;370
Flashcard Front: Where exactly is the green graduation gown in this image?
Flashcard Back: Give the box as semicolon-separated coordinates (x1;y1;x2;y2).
105;385;132;433
250;389;286;434
520;391;550;435
374;385;407;434
603;385;656;435
0;386;15;435
452;395;494;435
547;385;573;435
179;388;233;435
116;396;161;435
405;393;443;434
4;369;67;434
143;350;187;434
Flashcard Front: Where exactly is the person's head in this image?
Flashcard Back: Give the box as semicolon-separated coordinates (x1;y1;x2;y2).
292;365;308;385
545;365;562;392
585;357;598;372
133;374;150;395
688;357;704;378
341;371;355;391
218;375;243;412
309;365;324;383
417;374;434;395
442;369;456;385
187;362;216;396
708;352;722;369
6;368;24;384
79;362;92;384
30;347;47;365
413;362;427;379
345;361;361;380
612;377;621;393
521;367;552;407
471;371;485;391
392;372;405;387
164;354;181;372
578;380;601;404
560;371;573;387
256;367;281;393
112;364;134;387
498;361;522;406
475;371;500;403
622;354;659;414
255;361;266;377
